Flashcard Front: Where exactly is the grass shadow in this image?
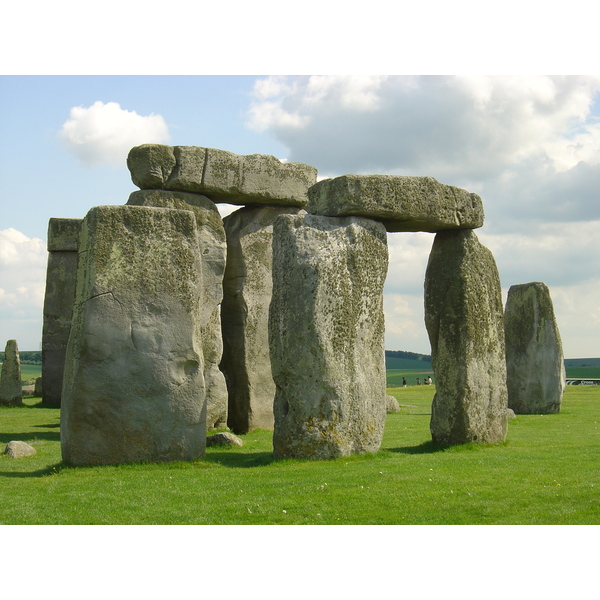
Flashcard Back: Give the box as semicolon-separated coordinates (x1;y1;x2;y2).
205;450;274;468
0;462;64;478
0;431;60;444
388;440;452;454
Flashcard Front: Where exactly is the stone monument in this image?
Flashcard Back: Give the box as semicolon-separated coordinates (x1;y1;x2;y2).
0;339;22;406
504;282;565;414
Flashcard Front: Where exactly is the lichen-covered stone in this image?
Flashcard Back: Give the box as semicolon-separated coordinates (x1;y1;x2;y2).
206;431;244;447
307;175;484;233
47;217;83;252
270;213;388;459
0;339;22;406
504;282;565;414
61;205;207;466
127;189;228;428
127;144;317;207
4;441;36;458
42;218;82;406
386;395;401;413
424;229;508;445
220;205;303;434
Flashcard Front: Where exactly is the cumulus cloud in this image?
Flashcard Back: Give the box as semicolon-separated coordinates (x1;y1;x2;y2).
0;229;47;349
245;75;600;356
58;101;170;167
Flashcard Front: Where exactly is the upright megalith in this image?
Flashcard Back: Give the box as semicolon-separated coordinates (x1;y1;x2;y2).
128;144;318;207
269;213;389;459
424;229;508;445
127;189;228;429
41;218;82;405
0;339;22;406
221;205;303;434
504;282;565;414
61;205;208;466
307;175;484;232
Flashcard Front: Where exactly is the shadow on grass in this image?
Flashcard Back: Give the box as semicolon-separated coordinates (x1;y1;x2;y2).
0;462;64;478
205;450;274;468
388;440;452;454
0;430;60;444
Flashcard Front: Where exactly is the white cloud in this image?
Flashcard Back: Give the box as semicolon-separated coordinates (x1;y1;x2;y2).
58;101;170;168
0;229;47;349
244;75;600;357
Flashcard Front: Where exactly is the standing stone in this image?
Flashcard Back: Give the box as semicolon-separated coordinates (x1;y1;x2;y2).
424;229;508;445
221;205;303;434
504;282;565;414
61;205;207;466
0;339;22;406
42;218;82;405
34;377;43;397
127;189;228;429
270;214;388;459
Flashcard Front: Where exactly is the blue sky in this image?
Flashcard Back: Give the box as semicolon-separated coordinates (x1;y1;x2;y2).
1;74;600;358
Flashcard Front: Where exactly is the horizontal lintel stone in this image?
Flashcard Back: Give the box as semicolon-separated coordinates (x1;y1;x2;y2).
306;175;484;233
127;144;318;208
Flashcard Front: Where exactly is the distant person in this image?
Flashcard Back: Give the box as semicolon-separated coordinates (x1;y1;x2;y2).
416;377;421;385
426;376;432;385
402;377;407;387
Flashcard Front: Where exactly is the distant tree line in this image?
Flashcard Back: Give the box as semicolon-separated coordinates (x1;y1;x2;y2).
0;350;42;364
385;350;431;362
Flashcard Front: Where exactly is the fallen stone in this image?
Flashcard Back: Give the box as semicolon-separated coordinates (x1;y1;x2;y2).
42;218;82;406
220;205;303;434
22;385;35;395
1;339;22;406
61;205;208;466
306;175;484;233
206;432;244;447
386;395;401;413
270;213;388;459
128;145;318;207
5;441;36;458
506;408;516;419
127;189;228;429
504;282;565;414
424;229;508;445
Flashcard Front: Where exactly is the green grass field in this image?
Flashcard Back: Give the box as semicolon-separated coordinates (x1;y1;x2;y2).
1;385;598;525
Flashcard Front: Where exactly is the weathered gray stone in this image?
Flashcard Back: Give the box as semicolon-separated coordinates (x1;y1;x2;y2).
127;189;228;429
270;213;388;459
424;229;508;445
504;282;565;414
61;205;208;466
220;205;303;434
386;395;401;413
0;339;22;406
34;377;43;397
506;408;516;419
127;144;318;207
42;218;82;405
307;175;484;233
206;431;244;447
5;441;36;458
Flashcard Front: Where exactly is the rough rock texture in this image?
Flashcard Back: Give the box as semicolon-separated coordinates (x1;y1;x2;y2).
424;229;508;445
386;395;401;413
206;431;244;447
42;218;82;405
221;205;303;434
127;189;228;428
61;205;208;466
270;213;388;459
34;377;43;397
4;441;36;458
0;339;22;406
128;144;318;207
307;175;484;233
504;282;565;414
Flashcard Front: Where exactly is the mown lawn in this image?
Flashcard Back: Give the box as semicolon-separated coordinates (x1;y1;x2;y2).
1;386;599;525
